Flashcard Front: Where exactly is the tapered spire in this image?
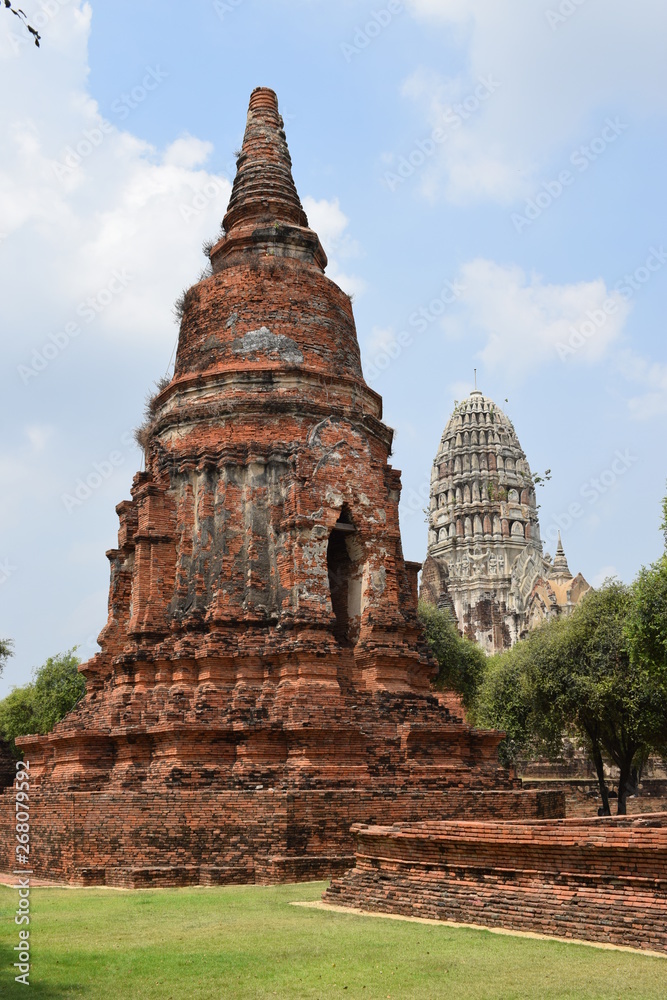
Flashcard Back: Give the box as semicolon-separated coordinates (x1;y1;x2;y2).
223;87;307;231
551;532;572;579
211;87;327;269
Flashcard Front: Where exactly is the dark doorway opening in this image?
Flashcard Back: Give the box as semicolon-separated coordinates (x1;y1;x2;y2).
327;531;351;645
327;509;356;646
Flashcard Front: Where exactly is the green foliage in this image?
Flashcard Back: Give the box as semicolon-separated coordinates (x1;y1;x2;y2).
474;641;540;767
0;637;13;674
0;685;37;754
625;554;667;754
418;601;486;712
475;579;667;813
31;648;86;733
0;648;84;754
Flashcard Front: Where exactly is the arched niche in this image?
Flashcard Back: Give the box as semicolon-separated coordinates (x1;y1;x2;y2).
327;506;364;646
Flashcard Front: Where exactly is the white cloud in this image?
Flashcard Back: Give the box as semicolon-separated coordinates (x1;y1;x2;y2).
302;195;348;249
162;135;213;169
0;6;367;377
592;566;619;588
402;1;667;204
25;424;55;452
447;379;474;403
448;258;630;379
0;4;232;361
302;195;365;297
365;325;398;355
616;350;667;420
406;0;473;24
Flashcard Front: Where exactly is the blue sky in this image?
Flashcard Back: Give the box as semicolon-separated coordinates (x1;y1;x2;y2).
1;0;666;694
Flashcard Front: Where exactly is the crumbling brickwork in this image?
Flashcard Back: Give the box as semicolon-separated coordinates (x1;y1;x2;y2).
0;88;561;885
0;787;562;887
325;815;667;953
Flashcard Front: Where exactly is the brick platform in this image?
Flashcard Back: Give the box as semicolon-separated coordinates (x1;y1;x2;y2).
0;787;563;886
325;814;667;953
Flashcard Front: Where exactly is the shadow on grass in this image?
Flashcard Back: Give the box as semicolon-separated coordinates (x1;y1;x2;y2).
1;941;82;997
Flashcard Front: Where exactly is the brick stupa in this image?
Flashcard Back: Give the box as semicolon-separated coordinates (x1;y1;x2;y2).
6;89;562;886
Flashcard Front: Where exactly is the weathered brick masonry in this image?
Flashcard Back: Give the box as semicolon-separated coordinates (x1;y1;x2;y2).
325;815;667;953
0;87;562;885
0;788;562;887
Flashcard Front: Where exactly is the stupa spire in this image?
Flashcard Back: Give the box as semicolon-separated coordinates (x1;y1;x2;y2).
212;87;327;269
552;532;571;579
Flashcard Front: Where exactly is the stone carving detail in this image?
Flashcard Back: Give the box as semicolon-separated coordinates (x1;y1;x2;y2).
421;391;590;652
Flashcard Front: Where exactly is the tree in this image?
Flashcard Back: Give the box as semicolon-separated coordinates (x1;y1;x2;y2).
474;639;541;768
523;592;627;815
2;1;40;46
0;637;13;674
0;684;37;755
625;554;667;757
474;578;667;814
526;582;667;814
418;600;486;713
31;649;85;733
0;648;84;755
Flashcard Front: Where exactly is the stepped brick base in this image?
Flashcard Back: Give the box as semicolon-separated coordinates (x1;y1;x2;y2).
325;814;667;953
0;787;563;887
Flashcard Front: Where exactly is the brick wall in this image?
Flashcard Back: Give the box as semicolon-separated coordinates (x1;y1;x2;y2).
325;814;667;953
0;787;563;887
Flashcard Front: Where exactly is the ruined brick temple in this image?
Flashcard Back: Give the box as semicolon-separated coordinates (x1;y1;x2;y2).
421;390;590;653
0;88;561;887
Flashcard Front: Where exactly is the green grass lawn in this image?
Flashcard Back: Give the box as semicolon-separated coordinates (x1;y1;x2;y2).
1;880;665;999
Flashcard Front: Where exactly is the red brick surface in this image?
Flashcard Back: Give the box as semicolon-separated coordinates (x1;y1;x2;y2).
0;787;563;886
0;88;564;887
325;814;667;953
